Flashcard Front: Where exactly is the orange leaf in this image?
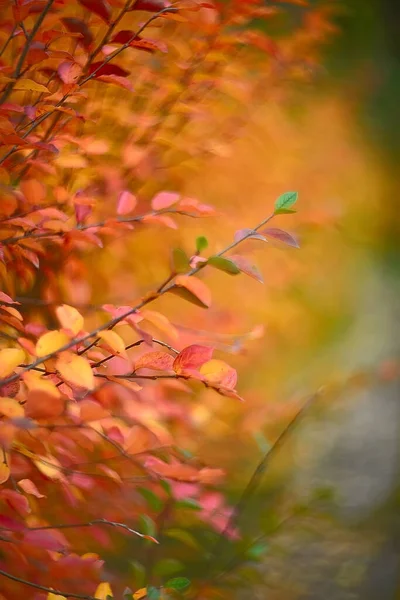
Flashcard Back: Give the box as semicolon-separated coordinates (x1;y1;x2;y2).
20;179;46;204
18;478;45;498
25;390;65;419
172;275;211;308
55;304;84;335
33;456;65;481
0;348;25;377
173;345;213;374
23;371;60;398
134;351;174;371
0;463;10;484
79;399;109;421
199;359;237;389
0;397;24;419
35;331;70;357
56;352;94;390
98;330;128;358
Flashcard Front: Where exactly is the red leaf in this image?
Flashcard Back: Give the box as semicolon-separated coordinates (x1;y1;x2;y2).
1;489;31;516
61;17;94;49
78;0;111;22
135;351;174;371
130;0;172;11
228;254;263;283
58;61;83;84
110;30;138;44
23;529;67;551
173;344;213;374
261;227;300;248
96;74;133;90
88;62;129;78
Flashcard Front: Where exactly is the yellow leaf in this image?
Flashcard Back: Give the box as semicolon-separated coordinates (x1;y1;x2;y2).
47;592;65;599
98;330;128;358
13;78;50;93
0;462;10;484
133;588;147;600
55;304;84;335
33;455;65;481
23;371;60;398
199;359;237;389
0;348;25;377
95;582;113;599
56;352;94;390
0;397;24;418
141;310;179;340
35;330;70;357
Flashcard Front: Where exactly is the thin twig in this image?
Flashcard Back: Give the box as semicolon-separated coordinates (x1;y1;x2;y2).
0;210;277;387
0;569;97;600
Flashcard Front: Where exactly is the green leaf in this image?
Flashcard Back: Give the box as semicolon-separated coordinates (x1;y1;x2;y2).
196;236;208;253
165;528;201;550
153;558;183;577
160;479;172;496
147;586;160;600
172;248;190;273
137;487;163;512
246;540;269;560
175;498;201;511
207;256;241;275
139;514;157;538
274;191;298;214
166;577;191;592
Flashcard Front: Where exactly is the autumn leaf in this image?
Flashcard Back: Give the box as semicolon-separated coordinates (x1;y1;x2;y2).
117;190;137;215
199;359;237;389
13;79;50;93
98;330;128;358
228;254;263;283
135;351;174;371
0;397;24;418
173;345;213;374
17;478;45;498
172;275;212;308
95;581;113;599
261;227;300;248
78;0;111;23
36;330;70;357
141;309;179;340
55;304;84;335
56;352;94;390
151;191;180;210
0;348;25;377
0;463;10;484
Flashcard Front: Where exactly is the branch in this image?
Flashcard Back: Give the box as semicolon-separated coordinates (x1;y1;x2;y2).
0;210;276;387
0;569;97;600
0;517;158;543
0;6;176;166
0;208;201;247
0;0;55;104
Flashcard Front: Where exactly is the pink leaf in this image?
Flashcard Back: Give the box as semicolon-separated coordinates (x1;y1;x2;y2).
261;228;300;248
151;191;180;211
117;190;137;215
